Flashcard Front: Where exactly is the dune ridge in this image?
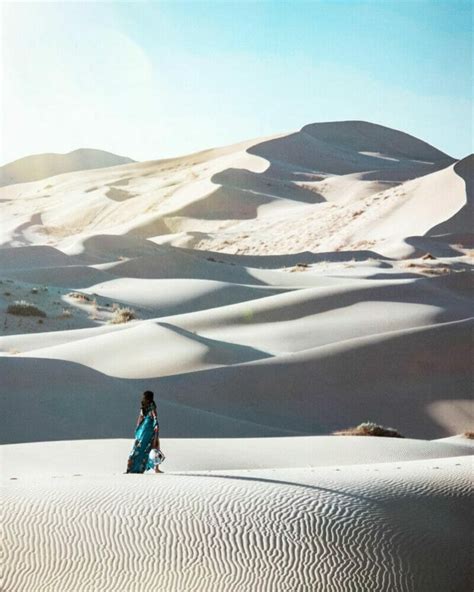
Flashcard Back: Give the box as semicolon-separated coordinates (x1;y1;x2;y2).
1;121;473;591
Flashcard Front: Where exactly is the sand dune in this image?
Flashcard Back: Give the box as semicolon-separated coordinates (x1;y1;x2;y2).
1;121;472;591
0;148;134;188
0;122;472;439
2;438;472;592
3;435;473;476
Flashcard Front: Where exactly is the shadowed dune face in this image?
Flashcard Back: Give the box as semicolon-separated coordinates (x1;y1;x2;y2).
428;154;473;236
0;121;469;258
248;120;454;180
0;316;472;443
0;121;472;444
1;121;473;592
302;121;453;162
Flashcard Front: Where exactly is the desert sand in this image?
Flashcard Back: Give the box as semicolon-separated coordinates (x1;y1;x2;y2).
2;437;473;591
1;121;473;591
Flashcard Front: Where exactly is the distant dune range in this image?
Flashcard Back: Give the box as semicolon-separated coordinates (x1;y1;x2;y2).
0;121;472;442
1;121;473;592
0;148;134;187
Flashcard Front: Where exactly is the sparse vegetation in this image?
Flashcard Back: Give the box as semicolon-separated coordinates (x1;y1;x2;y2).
110;306;136;324
68;292;92;302
7;301;47;318
402;261;452;276
333;422;404;438
290;262;310;272
30;288;39;294
463;431;474;440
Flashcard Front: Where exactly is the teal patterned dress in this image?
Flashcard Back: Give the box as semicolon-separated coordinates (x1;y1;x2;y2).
126;402;159;473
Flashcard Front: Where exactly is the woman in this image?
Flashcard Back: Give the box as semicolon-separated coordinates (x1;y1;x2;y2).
126;390;162;474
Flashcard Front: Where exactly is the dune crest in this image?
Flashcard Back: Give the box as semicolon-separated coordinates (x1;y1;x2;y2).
1;121;473;591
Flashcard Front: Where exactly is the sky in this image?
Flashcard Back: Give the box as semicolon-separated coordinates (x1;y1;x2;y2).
1;0;472;165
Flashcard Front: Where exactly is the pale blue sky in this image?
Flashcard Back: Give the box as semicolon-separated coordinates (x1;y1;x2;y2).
1;1;472;165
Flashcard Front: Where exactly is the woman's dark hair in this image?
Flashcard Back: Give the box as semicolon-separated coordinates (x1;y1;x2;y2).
141;390;155;413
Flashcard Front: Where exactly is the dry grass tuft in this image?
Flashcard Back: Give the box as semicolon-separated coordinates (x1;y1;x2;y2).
333;421;403;438
68;292;92;302
7;301;47;318
290;263;310;272
110;307;136;324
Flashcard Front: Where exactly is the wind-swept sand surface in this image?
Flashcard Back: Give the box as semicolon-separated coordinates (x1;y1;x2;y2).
2;437;473;592
1;121;473;590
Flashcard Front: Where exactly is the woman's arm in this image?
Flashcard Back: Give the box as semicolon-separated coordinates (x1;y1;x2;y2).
151;408;160;449
136;410;144;427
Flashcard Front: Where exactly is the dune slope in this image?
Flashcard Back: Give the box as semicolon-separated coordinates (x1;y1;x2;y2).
2;438;472;592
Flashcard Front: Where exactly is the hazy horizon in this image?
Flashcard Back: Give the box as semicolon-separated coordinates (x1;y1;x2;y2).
1;1;472;165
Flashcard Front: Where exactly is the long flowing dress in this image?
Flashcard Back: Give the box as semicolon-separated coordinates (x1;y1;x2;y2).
126;402;159;473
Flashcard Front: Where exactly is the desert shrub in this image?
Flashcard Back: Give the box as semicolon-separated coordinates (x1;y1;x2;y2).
333;421;403;438
7;301;46;318
110;307;136;324
68;292;91;302
463;431;474;440
30;288;39;294
290;263;310;272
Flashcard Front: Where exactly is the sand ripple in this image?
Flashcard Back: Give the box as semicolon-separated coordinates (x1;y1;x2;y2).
3;456;472;592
